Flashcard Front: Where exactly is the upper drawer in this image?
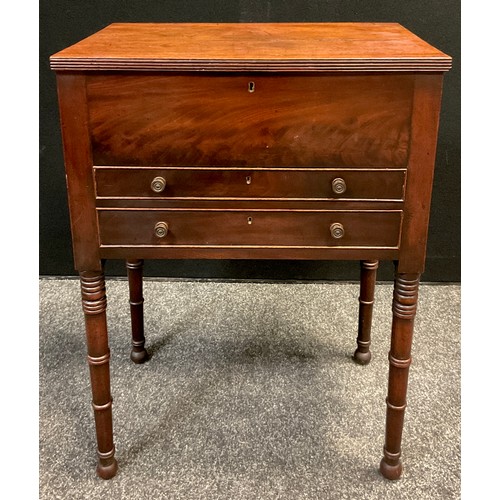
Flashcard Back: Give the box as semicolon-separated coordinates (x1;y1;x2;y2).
86;74;413;167
94;167;405;201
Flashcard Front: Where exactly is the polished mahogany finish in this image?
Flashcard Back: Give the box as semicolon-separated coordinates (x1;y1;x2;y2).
380;269;420;479
79;271;117;479
126;259;148;364
94;167;406;201
51;23;451;481
354;260;379;365
49;22;452;72
98;209;402;248
86;74;413;167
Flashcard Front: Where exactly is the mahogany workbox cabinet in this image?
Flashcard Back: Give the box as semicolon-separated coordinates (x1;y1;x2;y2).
50;23;451;480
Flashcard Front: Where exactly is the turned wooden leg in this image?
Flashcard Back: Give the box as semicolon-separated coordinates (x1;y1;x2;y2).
79;270;118;479
379;270;420;480
126;259;148;364
353;260;378;364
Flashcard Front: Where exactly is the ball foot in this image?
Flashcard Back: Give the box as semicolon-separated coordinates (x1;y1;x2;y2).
379;458;402;480
352;349;372;365
97;457;118;480
130;348;149;364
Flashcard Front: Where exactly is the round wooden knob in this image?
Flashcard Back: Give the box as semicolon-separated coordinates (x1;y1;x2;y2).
330;222;344;239
154;221;169;238
151;176;166;193
331;177;347;195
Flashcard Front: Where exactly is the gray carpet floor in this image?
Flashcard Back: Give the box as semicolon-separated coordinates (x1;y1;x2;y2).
39;279;460;499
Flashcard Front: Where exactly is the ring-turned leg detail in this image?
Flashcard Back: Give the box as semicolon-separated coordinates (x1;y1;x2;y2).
379;271;420;480
80;270;118;479
126;259;148;364
353;260;378;365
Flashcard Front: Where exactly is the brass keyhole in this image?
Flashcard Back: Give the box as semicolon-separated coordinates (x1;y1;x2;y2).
246;175;252;184
248;81;255;93
247;217;253;225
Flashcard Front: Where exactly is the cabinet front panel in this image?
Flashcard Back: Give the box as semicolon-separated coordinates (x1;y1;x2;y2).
87;74;413;167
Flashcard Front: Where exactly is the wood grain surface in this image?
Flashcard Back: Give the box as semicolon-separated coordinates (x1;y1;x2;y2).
398;74;444;273
94;167;406;201
87;74;413;167
50;23;452;72
51;22;451;482
56;74;101;271
97;209;402;248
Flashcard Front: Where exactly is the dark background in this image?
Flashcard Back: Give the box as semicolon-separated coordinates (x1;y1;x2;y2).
40;0;460;282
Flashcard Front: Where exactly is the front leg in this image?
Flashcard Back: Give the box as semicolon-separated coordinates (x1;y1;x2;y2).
80;270;118;479
379;270;420;480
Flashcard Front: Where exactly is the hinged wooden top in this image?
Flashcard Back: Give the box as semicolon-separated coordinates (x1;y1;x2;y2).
50;23;451;72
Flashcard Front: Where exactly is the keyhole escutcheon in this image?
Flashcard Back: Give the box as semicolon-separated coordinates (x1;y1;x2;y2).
248;81;255;93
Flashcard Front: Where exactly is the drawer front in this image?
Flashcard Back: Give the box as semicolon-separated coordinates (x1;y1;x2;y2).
94;168;406;201
87;74;413;167
98;210;402;248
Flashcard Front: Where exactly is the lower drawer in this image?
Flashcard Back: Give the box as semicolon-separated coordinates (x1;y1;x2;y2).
98;210;402;248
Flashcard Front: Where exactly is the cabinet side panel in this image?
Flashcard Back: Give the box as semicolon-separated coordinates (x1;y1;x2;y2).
399;74;444;273
56;73;101;271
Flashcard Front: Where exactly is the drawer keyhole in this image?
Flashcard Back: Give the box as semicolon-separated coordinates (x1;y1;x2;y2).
247;217;253;225
248;81;255;93
246;175;252;184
